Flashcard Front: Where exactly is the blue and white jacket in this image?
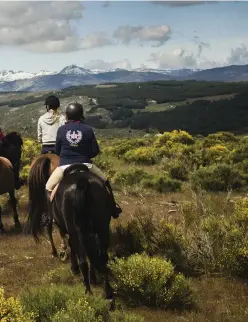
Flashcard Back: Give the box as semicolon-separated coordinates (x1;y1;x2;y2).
55;120;100;166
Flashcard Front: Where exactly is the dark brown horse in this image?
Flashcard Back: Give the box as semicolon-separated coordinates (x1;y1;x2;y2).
27;156;114;299
0;132;23;232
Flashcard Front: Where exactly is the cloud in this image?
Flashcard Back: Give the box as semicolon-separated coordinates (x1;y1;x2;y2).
227;44;248;65
81;32;113;50
113;25;172;47
0;1;84;53
150;48;198;69
84;59;132;71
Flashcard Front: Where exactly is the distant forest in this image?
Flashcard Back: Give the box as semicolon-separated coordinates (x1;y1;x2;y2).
2;80;248;135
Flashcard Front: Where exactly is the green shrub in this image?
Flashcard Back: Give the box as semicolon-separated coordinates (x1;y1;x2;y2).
21;284;144;322
231;142;248;163
109;253;194;309
154;130;194;147
142;174;181;193
93;154;116;179
123;146;160;165
0;287;36;322
111;139;147;158
190;164;246;191
113;168;151;186
204;144;231;165
21;285;74;321
204;132;239;148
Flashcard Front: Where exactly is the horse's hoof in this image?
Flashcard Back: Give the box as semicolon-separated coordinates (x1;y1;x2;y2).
51;251;58;258
108;299;116;311
71;267;80;276
14;222;21;229
85;288;93;296
59;250;69;262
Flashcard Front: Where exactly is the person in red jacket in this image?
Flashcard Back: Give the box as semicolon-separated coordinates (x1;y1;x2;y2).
0;127;4;142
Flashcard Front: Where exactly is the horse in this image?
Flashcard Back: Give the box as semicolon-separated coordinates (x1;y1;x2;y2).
26;157;114;300
0;132;23;232
28;153;65;257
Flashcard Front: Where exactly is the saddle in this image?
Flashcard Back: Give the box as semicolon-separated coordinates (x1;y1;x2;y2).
50;163;90;202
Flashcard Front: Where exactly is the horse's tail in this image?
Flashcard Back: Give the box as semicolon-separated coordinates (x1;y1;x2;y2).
26;156;51;241
72;174;100;269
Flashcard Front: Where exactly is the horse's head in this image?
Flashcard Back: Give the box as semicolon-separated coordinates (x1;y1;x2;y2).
0;132;23;160
3;132;23;149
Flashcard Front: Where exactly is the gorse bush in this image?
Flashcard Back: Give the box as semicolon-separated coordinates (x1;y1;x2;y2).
142;174;181;193
123;146;160;165
0;287;36;322
190;164;245;192
19;130;248;193
109;253;194;309
21;284;144;322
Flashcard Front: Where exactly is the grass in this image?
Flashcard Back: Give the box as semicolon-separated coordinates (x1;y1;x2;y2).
1;186;248;321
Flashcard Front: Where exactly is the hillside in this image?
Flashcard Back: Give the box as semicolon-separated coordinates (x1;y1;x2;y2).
0;80;248;137
0;63;248;92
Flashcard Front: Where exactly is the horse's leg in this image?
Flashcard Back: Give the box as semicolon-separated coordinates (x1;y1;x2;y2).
0;205;4;232
89;262;98;285
46;220;58;257
68;237;80;275
70;232;92;294
97;228;114;301
9;190;20;229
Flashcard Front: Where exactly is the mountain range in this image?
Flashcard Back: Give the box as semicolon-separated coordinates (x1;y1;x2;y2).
0;64;247;92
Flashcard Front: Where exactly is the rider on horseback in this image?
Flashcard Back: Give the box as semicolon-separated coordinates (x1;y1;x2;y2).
45;102;122;219
38;95;66;154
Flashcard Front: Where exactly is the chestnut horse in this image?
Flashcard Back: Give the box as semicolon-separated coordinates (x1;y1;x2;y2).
0;132;23;232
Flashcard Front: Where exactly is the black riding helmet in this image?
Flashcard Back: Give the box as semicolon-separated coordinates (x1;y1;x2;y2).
66;102;84;121
44;95;60;110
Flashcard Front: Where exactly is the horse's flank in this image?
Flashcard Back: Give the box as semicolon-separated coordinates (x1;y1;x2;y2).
0;157;15;195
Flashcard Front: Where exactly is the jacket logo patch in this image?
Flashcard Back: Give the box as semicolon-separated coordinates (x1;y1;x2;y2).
66;130;82;145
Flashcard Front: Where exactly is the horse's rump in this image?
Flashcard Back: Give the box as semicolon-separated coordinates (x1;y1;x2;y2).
50;164;93;202
30;153;60;176
0;157;14;194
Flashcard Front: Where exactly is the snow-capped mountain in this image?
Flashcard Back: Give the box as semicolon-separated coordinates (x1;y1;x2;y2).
0;64;247;92
0;69;55;82
59;64;91;76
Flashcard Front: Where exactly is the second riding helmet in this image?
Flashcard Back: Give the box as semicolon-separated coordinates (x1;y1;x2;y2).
66;102;84;121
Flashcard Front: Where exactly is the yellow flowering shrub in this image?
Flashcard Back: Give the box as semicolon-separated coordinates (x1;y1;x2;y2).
154;130;194;148
205;144;230;164
109;253;194;308
0;287;35;322
123;146;160;164
233;197;248;227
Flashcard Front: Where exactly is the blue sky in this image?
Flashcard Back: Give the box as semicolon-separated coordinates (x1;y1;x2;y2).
0;1;247;72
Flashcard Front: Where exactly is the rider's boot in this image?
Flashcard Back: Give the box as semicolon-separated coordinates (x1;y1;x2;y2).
105;180;122;219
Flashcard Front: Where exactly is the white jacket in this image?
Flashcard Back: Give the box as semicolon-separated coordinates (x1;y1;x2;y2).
38;110;66;145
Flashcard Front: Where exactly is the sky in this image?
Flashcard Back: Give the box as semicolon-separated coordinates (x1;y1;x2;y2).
0;0;247;72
